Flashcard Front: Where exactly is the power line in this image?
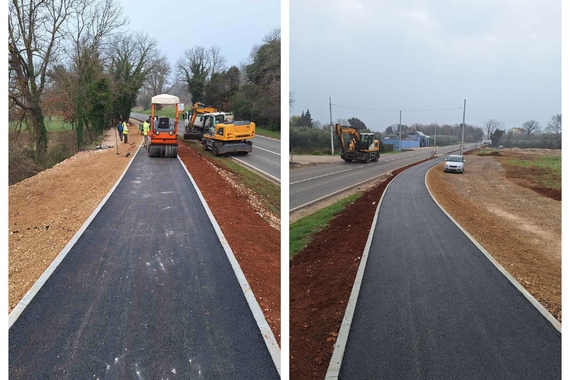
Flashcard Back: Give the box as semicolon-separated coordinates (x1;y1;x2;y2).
331;103;463;112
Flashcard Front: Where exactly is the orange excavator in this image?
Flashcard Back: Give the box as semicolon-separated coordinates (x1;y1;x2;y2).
182;102;221;140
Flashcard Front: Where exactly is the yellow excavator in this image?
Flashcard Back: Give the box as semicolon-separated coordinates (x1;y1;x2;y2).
182;102;255;156
182;102;221;140
335;123;380;163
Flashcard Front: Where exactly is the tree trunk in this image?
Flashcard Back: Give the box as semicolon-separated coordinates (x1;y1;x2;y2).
31;100;48;160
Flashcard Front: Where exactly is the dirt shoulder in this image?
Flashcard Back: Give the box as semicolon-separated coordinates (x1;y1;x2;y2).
289;149;560;380
8;125;280;343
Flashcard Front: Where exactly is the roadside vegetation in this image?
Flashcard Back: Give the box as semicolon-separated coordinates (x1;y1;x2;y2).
290;111;561;155
9;0;279;185
290;192;362;258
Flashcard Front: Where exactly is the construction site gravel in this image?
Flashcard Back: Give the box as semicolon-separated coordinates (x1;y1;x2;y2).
289;148;561;380
8;125;281;344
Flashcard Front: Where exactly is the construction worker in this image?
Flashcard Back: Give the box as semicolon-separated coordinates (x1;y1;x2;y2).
122;120;129;143
143;119;150;147
117;120;123;139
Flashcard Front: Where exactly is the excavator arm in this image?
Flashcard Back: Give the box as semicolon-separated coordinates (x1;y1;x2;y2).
335;123;361;154
189;102;220;126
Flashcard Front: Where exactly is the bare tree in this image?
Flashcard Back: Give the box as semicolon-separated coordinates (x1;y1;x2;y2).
209;46;227;79
69;0;125;59
68;0;126;145
145;56;172;95
176;46;211;102
482;119;505;140
176;45;229;103
545;114;562;148
9;0;77;159
521;119;541;139
108;32;160;120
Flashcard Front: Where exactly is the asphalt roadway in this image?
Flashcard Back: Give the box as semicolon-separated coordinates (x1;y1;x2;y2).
333;157;561;379
9;148;280;379
290;147;455;212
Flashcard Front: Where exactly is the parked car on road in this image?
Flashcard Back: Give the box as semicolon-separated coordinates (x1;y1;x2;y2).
444;155;465;173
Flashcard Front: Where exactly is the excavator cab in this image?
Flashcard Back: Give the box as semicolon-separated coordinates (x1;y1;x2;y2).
359;134;374;151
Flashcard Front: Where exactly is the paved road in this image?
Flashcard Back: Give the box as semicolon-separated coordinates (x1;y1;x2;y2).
334;157;561;379
290;146;460;211
230;135;280;183
9;149;280;379
130;112;280;183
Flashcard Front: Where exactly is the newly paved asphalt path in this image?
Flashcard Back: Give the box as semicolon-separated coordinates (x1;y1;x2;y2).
9;149;279;379
337;158;561;379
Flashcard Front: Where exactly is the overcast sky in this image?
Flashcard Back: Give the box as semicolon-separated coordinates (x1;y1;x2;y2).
290;0;562;132
120;0;280;77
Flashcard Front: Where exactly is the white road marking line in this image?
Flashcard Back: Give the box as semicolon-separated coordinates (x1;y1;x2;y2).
254;146;280;155
230;157;280;183
290;168;353;185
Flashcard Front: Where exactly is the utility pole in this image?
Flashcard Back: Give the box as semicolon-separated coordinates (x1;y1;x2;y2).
460;99;466;155
399;110;402;151
434;124;437;147
329;97;334;155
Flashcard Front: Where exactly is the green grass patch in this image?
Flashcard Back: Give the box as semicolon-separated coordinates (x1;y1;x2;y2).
256;127;280;139
10;117;74;132
502;155;561;190
183;140;280;216
133;107;179;118
290;192;363;258
44;117;73;131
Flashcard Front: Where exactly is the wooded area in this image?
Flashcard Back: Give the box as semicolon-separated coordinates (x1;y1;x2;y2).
8;0;280;185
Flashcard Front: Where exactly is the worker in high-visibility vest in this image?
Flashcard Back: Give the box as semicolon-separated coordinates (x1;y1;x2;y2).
143;119;150;147
122;121;129;143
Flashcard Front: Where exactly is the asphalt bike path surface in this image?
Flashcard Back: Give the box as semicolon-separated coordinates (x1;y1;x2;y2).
9;148;280;379
334;158;561;379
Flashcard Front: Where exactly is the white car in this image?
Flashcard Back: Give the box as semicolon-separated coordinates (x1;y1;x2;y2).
444;155;465;173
